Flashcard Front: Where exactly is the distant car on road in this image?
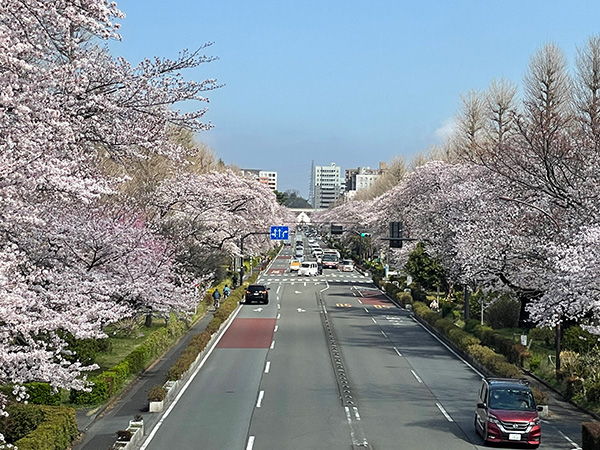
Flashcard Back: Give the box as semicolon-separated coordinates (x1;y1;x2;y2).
298;261;319;276
475;377;542;448
289;259;301;272
339;259;354;272
244;284;269;304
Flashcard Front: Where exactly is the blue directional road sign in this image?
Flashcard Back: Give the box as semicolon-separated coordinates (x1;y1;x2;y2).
270;226;289;240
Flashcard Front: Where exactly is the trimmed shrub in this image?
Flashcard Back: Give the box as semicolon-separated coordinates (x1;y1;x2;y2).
486;295;520;329
582;422;600;450
148;385;167;402
13;405;78;450
0;403;46;443
69;377;109;405
24;382;61;406
396;291;413;307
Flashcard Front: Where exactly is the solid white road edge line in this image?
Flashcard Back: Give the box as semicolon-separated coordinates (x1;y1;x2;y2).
139;304;243;450
411;316;485;378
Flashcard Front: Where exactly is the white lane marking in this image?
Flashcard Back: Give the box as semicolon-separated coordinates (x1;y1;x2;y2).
558;430;582;449
394;346;402;357
277;303;281;309
270;340;275;349
371;317;377;324
256;390;264;408
265;361;271;373
363;307;369;313
381;330;388;339
246;436;255;450
274;325;278;332
277;313;281;319
411;317;485;378
411;369;423;383
357;298;363;304
140;304;243;450
297;308;306;313
436;403;454;422
276;285;281;294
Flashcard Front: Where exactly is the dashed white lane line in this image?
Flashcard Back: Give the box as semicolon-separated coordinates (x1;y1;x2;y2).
436;403;454;422
411;369;423;383
264;361;271;373
256;390;264;408
246;436;255;450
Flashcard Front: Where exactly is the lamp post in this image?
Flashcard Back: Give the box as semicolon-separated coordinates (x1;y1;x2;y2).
239;231;270;284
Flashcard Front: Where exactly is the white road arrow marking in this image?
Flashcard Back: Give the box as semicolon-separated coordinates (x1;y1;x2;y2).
253;308;263;312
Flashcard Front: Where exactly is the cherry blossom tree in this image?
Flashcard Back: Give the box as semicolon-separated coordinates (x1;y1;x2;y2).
152;169;294;265
0;0;221;417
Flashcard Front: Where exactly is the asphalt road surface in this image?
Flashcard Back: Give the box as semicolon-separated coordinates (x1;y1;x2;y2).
139;244;586;450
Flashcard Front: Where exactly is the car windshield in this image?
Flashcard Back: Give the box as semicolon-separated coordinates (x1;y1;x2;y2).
341;260;352;265
322;254;338;261
489;388;535;411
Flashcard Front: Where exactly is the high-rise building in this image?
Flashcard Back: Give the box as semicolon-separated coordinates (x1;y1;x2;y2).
312;162;344;209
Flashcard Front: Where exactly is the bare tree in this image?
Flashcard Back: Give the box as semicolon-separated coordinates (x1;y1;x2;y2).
575;35;600;152
449;90;487;162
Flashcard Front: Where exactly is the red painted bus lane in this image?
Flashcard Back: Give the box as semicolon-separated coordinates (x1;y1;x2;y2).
217;318;277;348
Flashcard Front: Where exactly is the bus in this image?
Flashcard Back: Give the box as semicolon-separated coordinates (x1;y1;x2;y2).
321;250;339;269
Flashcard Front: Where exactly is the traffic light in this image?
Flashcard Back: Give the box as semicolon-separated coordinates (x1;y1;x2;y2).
331;225;343;235
389;221;403;248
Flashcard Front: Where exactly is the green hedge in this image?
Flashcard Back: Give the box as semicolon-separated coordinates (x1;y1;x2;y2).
70;318;189;406
13;405;78;450
0;403;46;443
165;281;248;384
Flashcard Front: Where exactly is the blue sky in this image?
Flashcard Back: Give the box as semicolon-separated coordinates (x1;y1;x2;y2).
110;1;600;197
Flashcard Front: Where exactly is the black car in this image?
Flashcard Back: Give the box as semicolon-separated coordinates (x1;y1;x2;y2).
244;284;269;304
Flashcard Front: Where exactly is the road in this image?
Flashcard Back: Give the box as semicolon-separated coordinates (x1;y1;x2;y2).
139;244;586;450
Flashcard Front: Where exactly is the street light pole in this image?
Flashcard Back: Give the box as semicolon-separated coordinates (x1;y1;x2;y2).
239;231;270;284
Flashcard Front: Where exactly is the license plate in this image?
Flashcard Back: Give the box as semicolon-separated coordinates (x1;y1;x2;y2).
508;433;521;441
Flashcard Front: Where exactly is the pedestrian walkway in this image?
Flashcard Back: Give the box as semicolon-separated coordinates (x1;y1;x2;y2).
72;308;216;450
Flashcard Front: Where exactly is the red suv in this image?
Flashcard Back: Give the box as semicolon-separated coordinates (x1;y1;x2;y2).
475;378;542;448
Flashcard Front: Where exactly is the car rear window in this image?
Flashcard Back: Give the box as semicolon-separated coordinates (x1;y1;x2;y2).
247;285;267;293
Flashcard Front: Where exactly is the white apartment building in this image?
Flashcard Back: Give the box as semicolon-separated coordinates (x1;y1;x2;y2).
241;169;278;191
344;163;385;199
312;163;344;209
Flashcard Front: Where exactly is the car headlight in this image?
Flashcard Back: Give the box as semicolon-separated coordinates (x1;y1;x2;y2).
487;414;501;425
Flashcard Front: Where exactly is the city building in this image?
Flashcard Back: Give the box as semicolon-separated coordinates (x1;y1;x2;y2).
311;162;344;209
240;169;278;191
344;163;386;199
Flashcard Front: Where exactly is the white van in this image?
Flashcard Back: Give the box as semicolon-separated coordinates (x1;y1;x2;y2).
298;261;318;276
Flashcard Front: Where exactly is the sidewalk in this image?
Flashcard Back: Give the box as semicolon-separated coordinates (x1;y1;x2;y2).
72;308;216;450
